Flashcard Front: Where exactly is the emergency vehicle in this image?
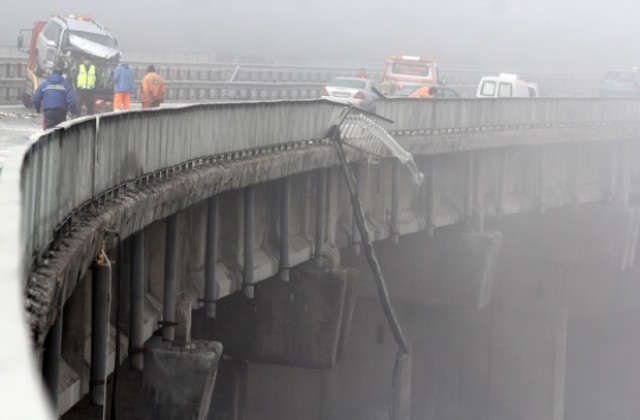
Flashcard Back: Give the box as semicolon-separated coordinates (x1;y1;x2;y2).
17;15;122;110
381;55;442;95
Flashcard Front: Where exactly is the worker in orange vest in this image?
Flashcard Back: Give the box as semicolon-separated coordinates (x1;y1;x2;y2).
408;85;433;98
140;65;166;108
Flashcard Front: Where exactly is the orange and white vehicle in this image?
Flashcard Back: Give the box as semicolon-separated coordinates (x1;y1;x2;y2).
381;55;442;95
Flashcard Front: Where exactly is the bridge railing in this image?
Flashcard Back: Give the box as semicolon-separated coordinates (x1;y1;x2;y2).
18;100;345;282
379;97;640;133
10;97;640;283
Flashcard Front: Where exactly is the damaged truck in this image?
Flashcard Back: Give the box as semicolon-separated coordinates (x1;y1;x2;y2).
17;15;122;111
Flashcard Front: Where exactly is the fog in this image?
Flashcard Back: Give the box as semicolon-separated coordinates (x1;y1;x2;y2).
3;0;640;72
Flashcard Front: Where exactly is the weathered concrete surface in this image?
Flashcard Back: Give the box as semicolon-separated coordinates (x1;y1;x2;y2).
194;264;357;369
395;123;640;155
26;143;356;349
142;339;222;420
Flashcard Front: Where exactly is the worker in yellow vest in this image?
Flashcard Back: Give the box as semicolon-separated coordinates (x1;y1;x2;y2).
76;58;97;115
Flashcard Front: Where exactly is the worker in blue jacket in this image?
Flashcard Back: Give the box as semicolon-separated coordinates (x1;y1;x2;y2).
33;66;78;129
112;62;136;110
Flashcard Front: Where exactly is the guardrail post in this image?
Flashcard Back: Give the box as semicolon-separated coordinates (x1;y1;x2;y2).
163;214;179;342
280;177;291;281
90;250;111;406
243;186;255;298
130;230;145;371
464;152;474;225
351;164;362;254
473;151;485;231
315;169;327;267
204;196;219;318
616;141;631;208
608;142;618;202
42;314;62;410
538;147;547;214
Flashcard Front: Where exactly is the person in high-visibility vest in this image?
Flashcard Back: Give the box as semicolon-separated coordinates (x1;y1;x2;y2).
76;58;97;115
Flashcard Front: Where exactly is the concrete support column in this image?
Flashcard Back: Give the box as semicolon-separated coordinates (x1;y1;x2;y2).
42;314;63;410
243;186;255;298
497;148;508;218
351;165;362;255
425;157;438;236
315;169;327;267
204;196;219;318
616;141;631;208
464;152;474;222
280;177;291;281
90;254;111;406
538;146;548;213
163;214;179;342
570;148;581;206
390;159;400;243
608;142;618;202
130;230;145;371
473;151;485;231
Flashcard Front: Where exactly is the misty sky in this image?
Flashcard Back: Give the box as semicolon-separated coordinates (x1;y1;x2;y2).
3;0;640;72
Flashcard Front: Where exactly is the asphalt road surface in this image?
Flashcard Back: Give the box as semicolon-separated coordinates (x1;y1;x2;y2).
0;105;42;170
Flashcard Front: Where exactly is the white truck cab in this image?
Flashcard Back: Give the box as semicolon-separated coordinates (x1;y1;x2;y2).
476;73;538;98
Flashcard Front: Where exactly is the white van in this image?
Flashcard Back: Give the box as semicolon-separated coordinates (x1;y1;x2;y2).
476;73;538;98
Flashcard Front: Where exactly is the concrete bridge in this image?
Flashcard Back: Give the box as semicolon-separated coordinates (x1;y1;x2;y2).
1;97;640;419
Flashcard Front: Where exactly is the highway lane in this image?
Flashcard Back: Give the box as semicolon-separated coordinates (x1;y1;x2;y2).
0;105;41;170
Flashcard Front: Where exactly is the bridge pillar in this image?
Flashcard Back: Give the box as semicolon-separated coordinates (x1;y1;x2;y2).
89;255;111;406
243;186;256;298
204;196;219;318
280;177;291;281
162;214;179;342
142;339;222;420
130;230;145;371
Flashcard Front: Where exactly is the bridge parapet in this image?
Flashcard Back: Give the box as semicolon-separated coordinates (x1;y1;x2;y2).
2;97;640;418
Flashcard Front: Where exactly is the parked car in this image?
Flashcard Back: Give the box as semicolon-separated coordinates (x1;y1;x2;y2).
391;85;461;98
321;77;384;111
600;68;640;97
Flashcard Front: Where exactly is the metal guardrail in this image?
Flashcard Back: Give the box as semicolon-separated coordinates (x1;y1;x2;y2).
18;100;345;280
0;58;604;104
378;97;640;133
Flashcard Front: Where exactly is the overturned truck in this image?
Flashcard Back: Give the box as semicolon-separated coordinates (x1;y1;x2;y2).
17;15;122;111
